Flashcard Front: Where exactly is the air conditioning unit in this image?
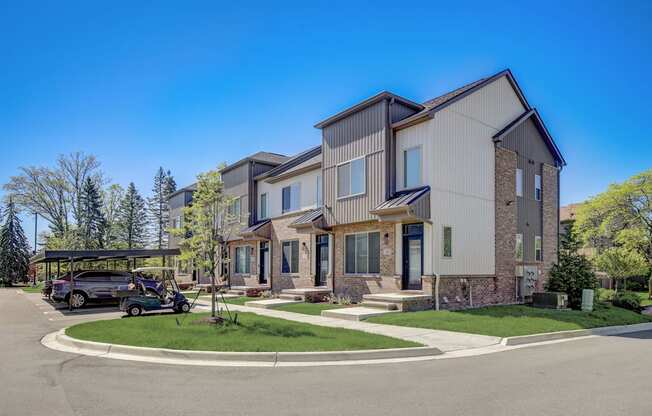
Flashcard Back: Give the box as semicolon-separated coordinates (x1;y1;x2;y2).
532;292;569;309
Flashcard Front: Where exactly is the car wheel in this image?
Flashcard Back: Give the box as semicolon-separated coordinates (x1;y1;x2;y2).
69;292;87;309
128;305;143;317
180;302;190;313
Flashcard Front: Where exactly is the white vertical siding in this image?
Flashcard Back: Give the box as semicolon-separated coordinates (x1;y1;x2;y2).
395;75;526;276
257;168;321;220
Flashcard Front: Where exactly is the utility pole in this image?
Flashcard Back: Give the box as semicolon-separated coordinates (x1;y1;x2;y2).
33;212;38;285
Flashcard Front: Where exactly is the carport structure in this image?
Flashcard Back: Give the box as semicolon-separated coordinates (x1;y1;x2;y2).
30;249;181;310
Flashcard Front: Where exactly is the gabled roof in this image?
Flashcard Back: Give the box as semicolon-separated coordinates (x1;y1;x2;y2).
240;219;272;240
221;151;289;174
492;109;566;166
168;183;197;198
392;69;531;130
314;91;423;129
255;145;322;181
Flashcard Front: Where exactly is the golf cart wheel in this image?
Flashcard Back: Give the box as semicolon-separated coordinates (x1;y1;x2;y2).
180;302;190;313
69;292;87;309
128;305;143;317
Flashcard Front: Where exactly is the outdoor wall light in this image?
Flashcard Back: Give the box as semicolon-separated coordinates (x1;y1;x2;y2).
383;233;389;243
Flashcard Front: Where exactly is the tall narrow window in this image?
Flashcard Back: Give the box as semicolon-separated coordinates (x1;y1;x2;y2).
260;193;268;219
535;174;542;201
442;226;453;258
337;157;366;198
516;168;523;197
515;233;523;261
316;175;322;207
404;147;422;189
235;246;251;274
228;197;241;217
535;236;542;261
282;240;299;274
344;232;380;274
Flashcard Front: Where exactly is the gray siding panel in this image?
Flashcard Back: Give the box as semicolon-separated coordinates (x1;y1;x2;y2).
501;118;555;262
223;163;251;225
323;100;388;225
390;102;418;123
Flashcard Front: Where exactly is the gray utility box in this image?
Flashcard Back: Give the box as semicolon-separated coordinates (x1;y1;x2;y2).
532;292;569;309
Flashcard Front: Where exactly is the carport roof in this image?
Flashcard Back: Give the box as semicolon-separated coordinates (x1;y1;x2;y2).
29;249;181;264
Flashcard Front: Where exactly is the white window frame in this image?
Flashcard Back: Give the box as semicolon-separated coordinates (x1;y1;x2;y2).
442;225;453;259
282;182;301;214
516;168;523;197
403;145;423;189
515;233;523;261
281;239;300;274
343;231;381;275
234;245;251;275
535;236;542;261
336;156;366;200
535;174;542;201
259;193;268;220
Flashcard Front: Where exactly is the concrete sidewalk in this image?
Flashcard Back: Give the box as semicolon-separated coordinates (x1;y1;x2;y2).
192;300;501;352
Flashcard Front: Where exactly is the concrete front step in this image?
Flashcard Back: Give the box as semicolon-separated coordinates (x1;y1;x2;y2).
321;307;398;321
244;298;302;309
360;300;399;310
279;294;303;301
227;286;270;297
362;291;432;312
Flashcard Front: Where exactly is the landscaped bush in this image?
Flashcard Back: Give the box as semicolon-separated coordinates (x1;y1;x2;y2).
612;291;642;312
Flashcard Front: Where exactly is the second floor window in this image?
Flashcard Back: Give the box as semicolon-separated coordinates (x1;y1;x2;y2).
260;193;268;219
535;236;542;261
516;168;523;197
282;183;301;213
443;226;453;258
516;233;523;261
235;246;251;274
337;157;365;198
228;197;241;218
403;147;422;189
535;174;542;201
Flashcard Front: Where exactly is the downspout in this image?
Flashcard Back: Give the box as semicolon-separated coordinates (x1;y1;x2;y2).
434;273;440;311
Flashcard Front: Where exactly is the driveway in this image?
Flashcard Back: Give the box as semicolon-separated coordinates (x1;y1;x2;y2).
2;288;651;416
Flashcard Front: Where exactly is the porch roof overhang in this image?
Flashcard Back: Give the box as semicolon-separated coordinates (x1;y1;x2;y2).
239;220;272;241
288;208;330;234
369;186;431;223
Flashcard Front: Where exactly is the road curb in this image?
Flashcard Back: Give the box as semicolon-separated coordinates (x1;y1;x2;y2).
47;329;442;366
501;322;652;346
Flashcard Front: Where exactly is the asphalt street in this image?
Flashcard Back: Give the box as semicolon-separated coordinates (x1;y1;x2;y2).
1;288;650;416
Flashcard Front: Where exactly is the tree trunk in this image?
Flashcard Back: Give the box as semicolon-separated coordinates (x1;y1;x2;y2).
210;273;216;318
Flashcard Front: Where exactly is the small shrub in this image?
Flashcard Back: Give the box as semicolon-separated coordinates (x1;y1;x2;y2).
259;290;273;299
612;291;642;312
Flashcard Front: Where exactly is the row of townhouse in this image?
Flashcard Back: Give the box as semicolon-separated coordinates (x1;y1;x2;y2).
168;69;566;310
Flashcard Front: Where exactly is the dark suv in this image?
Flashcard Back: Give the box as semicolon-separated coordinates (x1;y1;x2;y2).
51;270;163;308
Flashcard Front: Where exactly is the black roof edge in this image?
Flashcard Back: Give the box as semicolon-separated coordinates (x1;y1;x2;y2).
314;91;424;129
254;145;322;181
393;69;531;131
168;183;197;198
493;109;566;167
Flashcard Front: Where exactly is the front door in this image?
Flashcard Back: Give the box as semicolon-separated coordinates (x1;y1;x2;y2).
259;241;270;285
315;234;329;287
402;223;423;290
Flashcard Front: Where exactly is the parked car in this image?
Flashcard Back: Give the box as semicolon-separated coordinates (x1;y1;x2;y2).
51;270;163;308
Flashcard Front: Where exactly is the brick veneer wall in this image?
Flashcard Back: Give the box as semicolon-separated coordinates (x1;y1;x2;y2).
270;213;324;291
332;221;400;301
541;163;559;291
494;146;519;304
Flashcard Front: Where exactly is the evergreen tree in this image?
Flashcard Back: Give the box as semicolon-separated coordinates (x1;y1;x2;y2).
148;168;176;249
117;183;148;249
545;230;598;309
0;199;31;285
78;177;106;248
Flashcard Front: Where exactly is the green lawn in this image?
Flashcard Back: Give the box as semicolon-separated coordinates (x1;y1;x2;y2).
598;289;652;307
65;312;420;352
367;303;652;338
275;302;347;316
21;282;44;293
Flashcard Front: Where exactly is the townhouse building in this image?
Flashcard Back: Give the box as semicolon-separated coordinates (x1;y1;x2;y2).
171;69;565;310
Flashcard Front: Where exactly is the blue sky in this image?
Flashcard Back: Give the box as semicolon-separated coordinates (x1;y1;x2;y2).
1;0;651;245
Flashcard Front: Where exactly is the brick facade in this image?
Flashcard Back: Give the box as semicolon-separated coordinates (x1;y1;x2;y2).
228;240;262;288
332;221;400;301
541;163;559;290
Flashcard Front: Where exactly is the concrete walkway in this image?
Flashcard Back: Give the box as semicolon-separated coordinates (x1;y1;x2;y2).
193;300;500;352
